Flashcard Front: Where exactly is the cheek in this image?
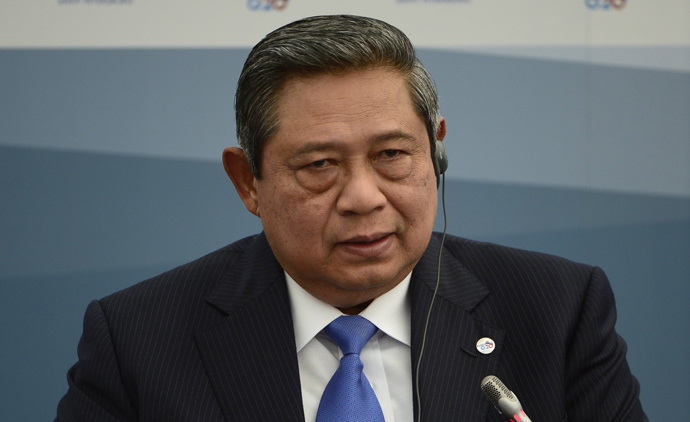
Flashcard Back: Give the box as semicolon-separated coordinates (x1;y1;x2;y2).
387;181;437;224
404;179;438;229
401;163;438;204
258;182;331;239
413;191;438;224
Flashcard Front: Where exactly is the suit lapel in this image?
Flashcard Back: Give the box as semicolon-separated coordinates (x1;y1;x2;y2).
411;234;505;421
195;234;305;422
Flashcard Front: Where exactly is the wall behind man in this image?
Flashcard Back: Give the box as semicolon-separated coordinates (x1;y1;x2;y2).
1;1;688;420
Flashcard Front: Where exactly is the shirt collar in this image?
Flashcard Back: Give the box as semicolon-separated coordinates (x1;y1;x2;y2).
286;272;412;353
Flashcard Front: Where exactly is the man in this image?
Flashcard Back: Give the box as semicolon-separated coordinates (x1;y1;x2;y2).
56;15;647;421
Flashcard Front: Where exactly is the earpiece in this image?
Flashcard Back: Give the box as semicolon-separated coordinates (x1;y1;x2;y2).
433;140;448;187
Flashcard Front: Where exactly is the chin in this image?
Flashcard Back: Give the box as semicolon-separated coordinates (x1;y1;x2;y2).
332;268;397;290
332;273;406;301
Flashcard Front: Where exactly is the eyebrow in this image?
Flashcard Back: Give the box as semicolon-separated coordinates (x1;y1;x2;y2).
290;130;417;159
371;130;416;144
290;141;339;160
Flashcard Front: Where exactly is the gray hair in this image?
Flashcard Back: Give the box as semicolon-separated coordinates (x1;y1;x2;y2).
235;14;440;178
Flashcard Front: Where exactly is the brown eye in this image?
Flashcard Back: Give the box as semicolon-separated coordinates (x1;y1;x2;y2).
311;159;328;168
382;149;400;158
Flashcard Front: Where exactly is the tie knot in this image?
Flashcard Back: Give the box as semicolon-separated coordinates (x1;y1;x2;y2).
324;315;378;356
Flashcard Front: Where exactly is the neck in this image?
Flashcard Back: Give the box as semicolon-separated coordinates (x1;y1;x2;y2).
338;300;373;315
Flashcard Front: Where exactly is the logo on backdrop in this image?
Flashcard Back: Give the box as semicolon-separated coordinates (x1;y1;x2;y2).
396;0;469;3
585;0;626;10
247;0;288;11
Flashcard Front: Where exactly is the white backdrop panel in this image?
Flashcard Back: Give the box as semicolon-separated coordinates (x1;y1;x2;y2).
2;0;689;50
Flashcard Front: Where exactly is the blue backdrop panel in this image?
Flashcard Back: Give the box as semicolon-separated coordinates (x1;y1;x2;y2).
1;49;237;162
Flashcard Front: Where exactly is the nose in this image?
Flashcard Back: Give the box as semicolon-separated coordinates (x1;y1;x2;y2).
335;165;387;215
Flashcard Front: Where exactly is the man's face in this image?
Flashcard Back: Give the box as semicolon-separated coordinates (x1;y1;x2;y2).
231;68;441;312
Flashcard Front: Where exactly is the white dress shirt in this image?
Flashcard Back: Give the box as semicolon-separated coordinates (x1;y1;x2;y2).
285;272;413;422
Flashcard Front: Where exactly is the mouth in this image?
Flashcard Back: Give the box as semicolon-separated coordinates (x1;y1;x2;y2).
338;233;394;257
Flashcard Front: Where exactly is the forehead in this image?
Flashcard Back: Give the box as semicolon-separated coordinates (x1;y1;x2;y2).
281;67;409;106
266;68;424;152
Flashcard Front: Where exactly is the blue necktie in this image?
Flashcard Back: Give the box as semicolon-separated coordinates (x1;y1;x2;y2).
316;315;386;422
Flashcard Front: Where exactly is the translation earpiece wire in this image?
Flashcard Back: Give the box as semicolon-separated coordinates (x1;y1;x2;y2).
415;172;447;422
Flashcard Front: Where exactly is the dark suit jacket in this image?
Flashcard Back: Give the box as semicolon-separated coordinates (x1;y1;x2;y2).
56;232;647;421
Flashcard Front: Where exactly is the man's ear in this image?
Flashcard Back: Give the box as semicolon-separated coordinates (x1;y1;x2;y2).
222;147;260;217
436;116;447;142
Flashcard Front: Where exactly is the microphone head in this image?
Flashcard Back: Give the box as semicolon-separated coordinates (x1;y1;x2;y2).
480;375;523;417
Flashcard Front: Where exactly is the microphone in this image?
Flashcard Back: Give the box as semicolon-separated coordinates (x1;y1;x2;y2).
480;375;533;422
